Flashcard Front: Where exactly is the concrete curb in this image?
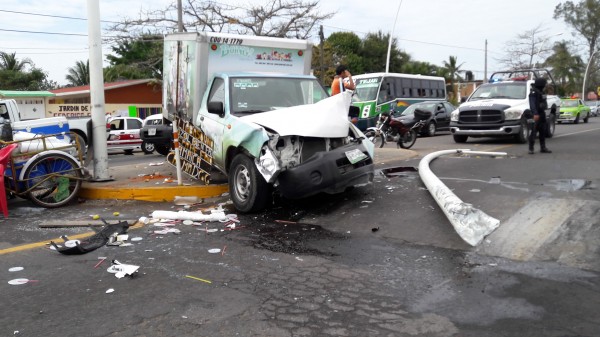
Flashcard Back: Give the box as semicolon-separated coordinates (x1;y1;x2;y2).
78;147;416;202
79;183;229;202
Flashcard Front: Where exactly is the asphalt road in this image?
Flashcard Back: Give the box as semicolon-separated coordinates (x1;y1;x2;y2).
1;120;599;336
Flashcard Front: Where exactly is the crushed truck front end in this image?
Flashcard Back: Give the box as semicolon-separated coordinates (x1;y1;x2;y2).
196;73;374;212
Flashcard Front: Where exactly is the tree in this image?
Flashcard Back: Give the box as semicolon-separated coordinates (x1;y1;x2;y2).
0;52;53;90
360;31;408;73
497;25;557;69
66;60;90;87
443;56;464;103
544;41;584;95
554;0;600;95
107;0;334;40
0;52;32;71
105;34;163;81
554;0;600;60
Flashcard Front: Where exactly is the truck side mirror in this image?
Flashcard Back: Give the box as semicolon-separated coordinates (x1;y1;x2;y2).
207;101;224;116
460;97;467;103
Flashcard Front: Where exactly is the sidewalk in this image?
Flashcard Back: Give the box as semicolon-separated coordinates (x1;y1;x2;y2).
79;147;417;202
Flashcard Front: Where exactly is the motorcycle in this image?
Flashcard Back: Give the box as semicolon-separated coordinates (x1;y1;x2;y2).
364;108;432;149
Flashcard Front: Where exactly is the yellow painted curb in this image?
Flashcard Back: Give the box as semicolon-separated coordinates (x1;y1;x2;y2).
78;184;229;202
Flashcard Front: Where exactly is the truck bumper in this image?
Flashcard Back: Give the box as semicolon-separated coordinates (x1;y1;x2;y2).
449;120;522;136
140;125;173;145
276;144;374;199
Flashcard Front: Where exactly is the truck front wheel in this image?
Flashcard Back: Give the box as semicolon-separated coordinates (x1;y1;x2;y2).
156;144;171;156
229;154;271;213
514;119;528;143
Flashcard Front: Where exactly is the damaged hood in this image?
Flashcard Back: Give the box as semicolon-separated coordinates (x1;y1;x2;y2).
240;91;352;138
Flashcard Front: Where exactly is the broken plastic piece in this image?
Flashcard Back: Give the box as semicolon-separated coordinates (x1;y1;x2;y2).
151;210;227;222
107;260;139;278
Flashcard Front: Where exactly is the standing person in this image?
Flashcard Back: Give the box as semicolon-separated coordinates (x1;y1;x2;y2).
331;65;356;96
528;78;552;154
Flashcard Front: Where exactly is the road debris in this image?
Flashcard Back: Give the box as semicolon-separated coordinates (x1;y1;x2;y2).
185;275;212;284
50;220;130;255
107;260;139;278
151;210;228;222
8;278;38;285
94;257;107;269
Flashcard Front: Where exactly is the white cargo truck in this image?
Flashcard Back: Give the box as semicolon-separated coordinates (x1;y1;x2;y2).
158;32;374;212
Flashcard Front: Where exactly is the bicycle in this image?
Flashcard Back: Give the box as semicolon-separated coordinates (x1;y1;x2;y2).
1;131;85;209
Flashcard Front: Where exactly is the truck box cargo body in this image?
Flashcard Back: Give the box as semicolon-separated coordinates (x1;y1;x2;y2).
163;32;313;123
158;32;374;213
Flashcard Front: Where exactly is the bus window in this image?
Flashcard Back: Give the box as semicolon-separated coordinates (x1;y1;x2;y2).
422;80;431;97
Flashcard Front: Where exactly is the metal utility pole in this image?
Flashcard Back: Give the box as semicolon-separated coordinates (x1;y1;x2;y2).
319;25;325;83
484;39;488;81
87;0;110;181
177;0;183;32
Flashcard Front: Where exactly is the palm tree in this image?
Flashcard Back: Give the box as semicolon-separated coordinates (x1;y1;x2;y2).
0;51;32;71
544;42;583;96
66;60;90;86
443;56;465;102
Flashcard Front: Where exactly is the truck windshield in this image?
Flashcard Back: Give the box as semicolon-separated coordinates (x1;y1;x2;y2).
469;82;527;101
352;76;381;102
229;77;329;115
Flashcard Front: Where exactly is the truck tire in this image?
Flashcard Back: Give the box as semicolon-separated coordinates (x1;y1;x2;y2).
584;111;589;123
156;144;171;156
142;141;155;154
514;119;528;143
229;154;271;213
546;114;556;138
453;135;468;143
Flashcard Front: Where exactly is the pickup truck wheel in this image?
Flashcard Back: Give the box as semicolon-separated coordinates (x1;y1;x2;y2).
156;144;171;156
142;141;155;154
514;119;528;143
547;114;556;138
453;135;468;143
229;154;271;213
584;112;589;123
574;114;580;124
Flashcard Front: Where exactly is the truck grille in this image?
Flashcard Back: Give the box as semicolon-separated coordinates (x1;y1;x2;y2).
459;109;503;123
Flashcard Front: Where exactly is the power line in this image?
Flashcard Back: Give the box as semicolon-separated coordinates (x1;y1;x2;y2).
0;9;120;24
0;28;87;37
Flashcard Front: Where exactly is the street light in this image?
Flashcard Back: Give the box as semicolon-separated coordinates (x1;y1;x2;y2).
582;50;599;101
529;32;563;68
385;1;403;73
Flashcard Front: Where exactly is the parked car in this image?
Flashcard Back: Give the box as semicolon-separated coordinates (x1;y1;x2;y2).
140;114;172;156
558;98;590;124
106;117;143;154
397;101;456;137
584;100;599;117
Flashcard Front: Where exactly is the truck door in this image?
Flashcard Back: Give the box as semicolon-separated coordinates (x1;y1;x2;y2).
197;78;226;167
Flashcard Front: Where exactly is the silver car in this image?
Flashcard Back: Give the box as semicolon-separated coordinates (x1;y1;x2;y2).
584;100;599;117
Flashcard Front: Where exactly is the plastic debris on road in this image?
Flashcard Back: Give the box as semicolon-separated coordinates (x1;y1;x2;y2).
107;260;139;278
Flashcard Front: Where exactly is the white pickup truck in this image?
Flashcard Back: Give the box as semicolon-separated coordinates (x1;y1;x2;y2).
450;69;560;143
0;98;90;147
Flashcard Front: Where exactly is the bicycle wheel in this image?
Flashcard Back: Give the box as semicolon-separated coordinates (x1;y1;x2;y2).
23;152;82;208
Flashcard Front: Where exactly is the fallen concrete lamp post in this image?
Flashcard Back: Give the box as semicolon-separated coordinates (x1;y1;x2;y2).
418;149;507;246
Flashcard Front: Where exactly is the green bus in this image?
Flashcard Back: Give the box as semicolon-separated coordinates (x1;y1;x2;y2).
352;72;447;130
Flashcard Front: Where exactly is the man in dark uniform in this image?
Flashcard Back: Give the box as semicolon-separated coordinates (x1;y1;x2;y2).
528;78;552;154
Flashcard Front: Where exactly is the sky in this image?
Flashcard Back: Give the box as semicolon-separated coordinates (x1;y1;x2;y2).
0;0;578;86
